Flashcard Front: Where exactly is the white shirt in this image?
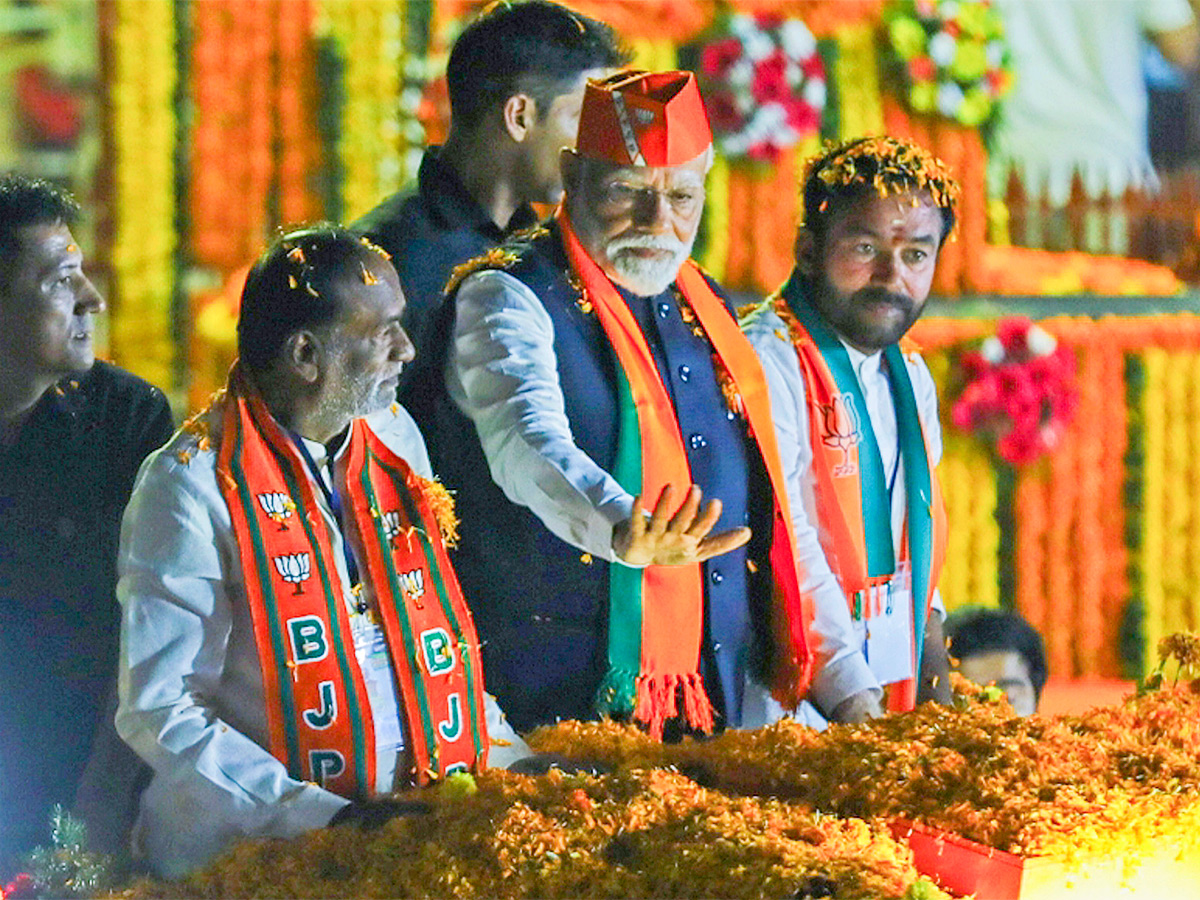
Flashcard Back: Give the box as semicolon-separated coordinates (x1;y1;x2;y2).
743;306;944;719
989;0;1194;204
116;403;528;878
448;268;636;561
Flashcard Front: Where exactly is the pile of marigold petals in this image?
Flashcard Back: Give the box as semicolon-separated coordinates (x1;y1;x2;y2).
529;676;1200;862
118;767;944;900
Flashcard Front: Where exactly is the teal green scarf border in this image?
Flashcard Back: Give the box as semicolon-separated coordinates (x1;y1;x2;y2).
596;366;643;717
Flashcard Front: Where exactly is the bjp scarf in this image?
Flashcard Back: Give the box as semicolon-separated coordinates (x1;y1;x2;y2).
774;274;948;711
557;210;814;737
217;368;488;795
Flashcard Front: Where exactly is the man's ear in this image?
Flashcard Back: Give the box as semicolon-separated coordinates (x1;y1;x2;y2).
502;93;537;143
285;330;322;385
794;227;817;275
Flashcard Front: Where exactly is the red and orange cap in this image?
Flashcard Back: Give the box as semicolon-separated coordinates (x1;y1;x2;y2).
576;70;712;167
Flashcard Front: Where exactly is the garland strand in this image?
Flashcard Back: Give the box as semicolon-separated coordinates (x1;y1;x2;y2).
100;0;177;391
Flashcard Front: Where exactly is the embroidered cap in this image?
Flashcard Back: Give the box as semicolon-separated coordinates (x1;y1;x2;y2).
576;70;712;167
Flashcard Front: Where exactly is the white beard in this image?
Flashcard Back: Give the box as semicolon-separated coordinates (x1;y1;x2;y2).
604;231;696;296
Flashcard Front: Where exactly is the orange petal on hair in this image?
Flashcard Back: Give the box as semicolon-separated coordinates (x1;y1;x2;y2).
360;261;380;285
287;247;306;263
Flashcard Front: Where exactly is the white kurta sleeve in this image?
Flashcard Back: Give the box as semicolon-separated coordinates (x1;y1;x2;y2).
447;268;634;561
116;444;347;878
744;310;883;716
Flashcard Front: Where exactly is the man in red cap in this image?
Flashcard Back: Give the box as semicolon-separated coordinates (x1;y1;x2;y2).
418;70;816;738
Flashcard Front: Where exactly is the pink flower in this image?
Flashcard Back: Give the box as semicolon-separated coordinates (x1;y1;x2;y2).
752;50;791;104
786;98;820;135
702;37;743;79
3;874;36;900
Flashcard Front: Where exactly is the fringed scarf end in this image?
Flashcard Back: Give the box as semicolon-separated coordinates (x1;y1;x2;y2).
633;672;714;740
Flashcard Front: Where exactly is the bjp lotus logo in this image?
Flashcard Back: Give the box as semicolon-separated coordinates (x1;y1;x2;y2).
400;567;425;599
820;392;861;477
274;552;312;594
257;492;295;531
381;510;403;544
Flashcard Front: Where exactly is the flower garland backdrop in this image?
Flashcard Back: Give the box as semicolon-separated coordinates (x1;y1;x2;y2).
98;0;176;391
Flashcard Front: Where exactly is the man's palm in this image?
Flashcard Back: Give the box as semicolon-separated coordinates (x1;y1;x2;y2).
612;484;750;566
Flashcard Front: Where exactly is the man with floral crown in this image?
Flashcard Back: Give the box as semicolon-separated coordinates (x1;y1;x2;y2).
115;226;534;878
425;70;817;739
741;136;956;726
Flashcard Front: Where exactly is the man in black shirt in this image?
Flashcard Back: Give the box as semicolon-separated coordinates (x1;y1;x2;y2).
0;174;173;872
353;0;629;367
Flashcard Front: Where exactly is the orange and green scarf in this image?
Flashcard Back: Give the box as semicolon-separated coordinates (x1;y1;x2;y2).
217;369;488;795
774;274;948;711
558;210;814;737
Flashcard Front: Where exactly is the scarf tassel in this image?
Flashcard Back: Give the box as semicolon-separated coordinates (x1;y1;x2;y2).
633;672;715;740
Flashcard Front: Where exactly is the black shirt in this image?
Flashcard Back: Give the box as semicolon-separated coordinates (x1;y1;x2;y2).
352;146;539;369
0;361;172;869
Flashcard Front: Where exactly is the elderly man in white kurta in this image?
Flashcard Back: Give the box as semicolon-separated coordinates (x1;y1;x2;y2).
116;227;529;878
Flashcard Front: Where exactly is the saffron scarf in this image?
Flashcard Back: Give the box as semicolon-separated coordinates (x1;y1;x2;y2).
775;274;948;711
217;369;488;795
557;210;814;737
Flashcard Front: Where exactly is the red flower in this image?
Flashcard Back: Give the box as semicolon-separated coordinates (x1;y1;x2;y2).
943;20;961;39
908;56;937;82
785;98;820;135
801;53;826;80
704;90;742;133
755;12;784;30
746;140;782;164
996;317;1034;356
751;50;790;104
701;37;743;79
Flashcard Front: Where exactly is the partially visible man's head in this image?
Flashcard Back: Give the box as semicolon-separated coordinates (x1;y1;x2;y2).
946;608;1048;716
238;226;414;426
0;173;103;383
796;137;959;353
563;70;713;296
447;0;629;205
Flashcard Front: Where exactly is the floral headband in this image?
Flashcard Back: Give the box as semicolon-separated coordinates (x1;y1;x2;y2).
802;135;960;221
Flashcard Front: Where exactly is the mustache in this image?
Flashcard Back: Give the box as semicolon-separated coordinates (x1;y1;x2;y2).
852;286;914;311
606;232;688;256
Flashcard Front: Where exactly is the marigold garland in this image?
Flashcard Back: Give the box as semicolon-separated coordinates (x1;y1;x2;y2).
99;0;176;392
911;314;1200;679
122;768;945;899
529;666;1200;862
318;0;410;222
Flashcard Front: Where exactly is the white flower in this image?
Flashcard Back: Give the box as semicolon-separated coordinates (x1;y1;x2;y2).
929;30;957;67
986;39;1004;68
1026;325;1058;357
936;81;964;117
728;13;755;39
758;101;788;130
941;0;960;19
729;58;755;89
786;61;801;88
779;19;816;58
803;78;826;108
980;336;1005;364
743;31;775;62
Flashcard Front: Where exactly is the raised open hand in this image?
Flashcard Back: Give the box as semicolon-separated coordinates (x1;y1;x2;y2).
611;484;751;567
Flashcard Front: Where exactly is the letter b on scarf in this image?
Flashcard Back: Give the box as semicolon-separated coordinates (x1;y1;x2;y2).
289;615;329;663
421;628;456;676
